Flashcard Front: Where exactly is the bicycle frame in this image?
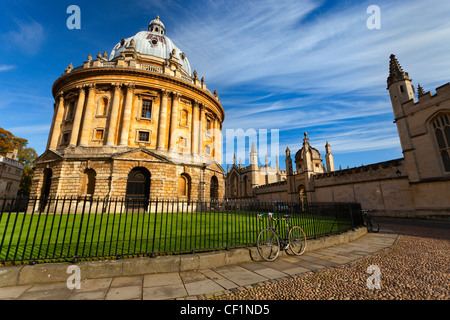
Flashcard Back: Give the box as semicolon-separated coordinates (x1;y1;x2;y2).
258;213;292;244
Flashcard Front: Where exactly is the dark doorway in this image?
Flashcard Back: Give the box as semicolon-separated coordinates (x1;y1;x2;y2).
210;176;219;200
40;168;53;211
125;167;151;210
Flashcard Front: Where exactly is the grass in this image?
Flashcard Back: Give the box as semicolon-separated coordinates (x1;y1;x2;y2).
0;209;353;264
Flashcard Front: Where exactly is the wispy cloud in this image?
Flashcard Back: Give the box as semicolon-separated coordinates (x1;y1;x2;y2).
166;0;450;162
0;65;16;72
0;17;46;56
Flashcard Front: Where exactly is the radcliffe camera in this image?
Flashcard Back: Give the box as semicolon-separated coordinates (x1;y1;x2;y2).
0;0;448;309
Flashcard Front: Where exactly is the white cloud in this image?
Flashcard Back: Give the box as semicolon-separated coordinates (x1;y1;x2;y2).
0;65;16;72
165;0;450;162
0;18;46;56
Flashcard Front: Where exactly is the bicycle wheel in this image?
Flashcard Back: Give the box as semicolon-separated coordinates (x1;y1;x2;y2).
288;226;307;256
256;228;280;262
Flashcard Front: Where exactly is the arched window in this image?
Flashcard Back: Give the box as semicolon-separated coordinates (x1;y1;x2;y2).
178;174;191;199
230;173;239;198
432;113;450;172
210;176;219;200
243;176;248;196
80;169;96;197
97;97;108;116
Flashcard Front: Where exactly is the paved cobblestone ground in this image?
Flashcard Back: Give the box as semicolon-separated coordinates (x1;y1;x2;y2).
212;219;450;300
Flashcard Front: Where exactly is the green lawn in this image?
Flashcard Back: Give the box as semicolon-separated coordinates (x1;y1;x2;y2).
0;209;352;263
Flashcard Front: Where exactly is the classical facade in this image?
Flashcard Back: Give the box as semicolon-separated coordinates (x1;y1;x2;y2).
0;149;25;207
31;17;225;204
227;55;450;219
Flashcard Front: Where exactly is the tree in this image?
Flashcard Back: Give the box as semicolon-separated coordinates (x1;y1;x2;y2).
0;127;28;156
0;127;38;196
17;147;38;196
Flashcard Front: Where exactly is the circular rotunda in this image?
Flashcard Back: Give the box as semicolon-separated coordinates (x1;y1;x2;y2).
31;17;225;202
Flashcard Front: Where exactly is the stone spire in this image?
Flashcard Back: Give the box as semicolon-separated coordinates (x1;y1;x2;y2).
387;54;411;88
417;83;425;97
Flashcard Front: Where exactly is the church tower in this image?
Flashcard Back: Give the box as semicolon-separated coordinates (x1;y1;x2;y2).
387;54;416;118
387;54;420;181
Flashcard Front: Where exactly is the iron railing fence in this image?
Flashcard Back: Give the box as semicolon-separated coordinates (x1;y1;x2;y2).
0;196;363;264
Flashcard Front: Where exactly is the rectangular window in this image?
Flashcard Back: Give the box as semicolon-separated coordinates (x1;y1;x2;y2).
61;132;70;145
138;131;150;143
179;137;187;151
141;100;152;119
205;145;211;156
94;129;104;141
66;102;75;120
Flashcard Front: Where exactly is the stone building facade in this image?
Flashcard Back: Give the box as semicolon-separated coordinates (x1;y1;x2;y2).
31;17;225;204
0;150;25;208
226;55;450;219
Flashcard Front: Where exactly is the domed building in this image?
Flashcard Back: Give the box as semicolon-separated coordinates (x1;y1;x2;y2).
31;17;225;204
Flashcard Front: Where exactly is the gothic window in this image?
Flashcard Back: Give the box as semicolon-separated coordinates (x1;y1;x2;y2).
432;113;450;172
243;176;248;196
231;174;239;198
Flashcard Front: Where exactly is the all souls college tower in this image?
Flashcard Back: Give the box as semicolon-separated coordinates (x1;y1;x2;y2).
31;17;225;204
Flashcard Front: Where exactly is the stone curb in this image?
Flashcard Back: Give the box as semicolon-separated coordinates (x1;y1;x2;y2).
0;227;367;288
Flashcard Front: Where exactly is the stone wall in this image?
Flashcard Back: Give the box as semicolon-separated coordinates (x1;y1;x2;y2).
312;159;416;217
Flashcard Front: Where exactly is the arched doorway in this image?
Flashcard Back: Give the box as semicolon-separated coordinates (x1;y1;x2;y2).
80;169;96;198
210;176;219;200
39;168;52;211
125;167;151;210
178;173;191;201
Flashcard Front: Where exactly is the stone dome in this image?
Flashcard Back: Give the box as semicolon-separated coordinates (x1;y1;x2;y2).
109;17;192;76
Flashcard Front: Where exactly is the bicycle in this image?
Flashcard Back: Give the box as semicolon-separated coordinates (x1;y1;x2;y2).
256;212;307;262
362;209;380;233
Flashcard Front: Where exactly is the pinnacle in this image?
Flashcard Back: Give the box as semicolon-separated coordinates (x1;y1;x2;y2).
387;54;411;88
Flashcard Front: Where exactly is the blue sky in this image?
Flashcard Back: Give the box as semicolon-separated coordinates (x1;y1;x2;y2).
1;0;450;170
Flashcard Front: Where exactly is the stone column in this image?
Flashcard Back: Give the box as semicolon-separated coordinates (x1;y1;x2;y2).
169;92;180;152
157;89;169;151
49;93;65;149
119;84;134;146
199;104;206;156
106;83;122;146
69;86;86;147
214;116;221;162
79;84;96;146
191;101;200;156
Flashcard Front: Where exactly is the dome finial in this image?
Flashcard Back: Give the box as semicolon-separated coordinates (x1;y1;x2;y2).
157;15;160;20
